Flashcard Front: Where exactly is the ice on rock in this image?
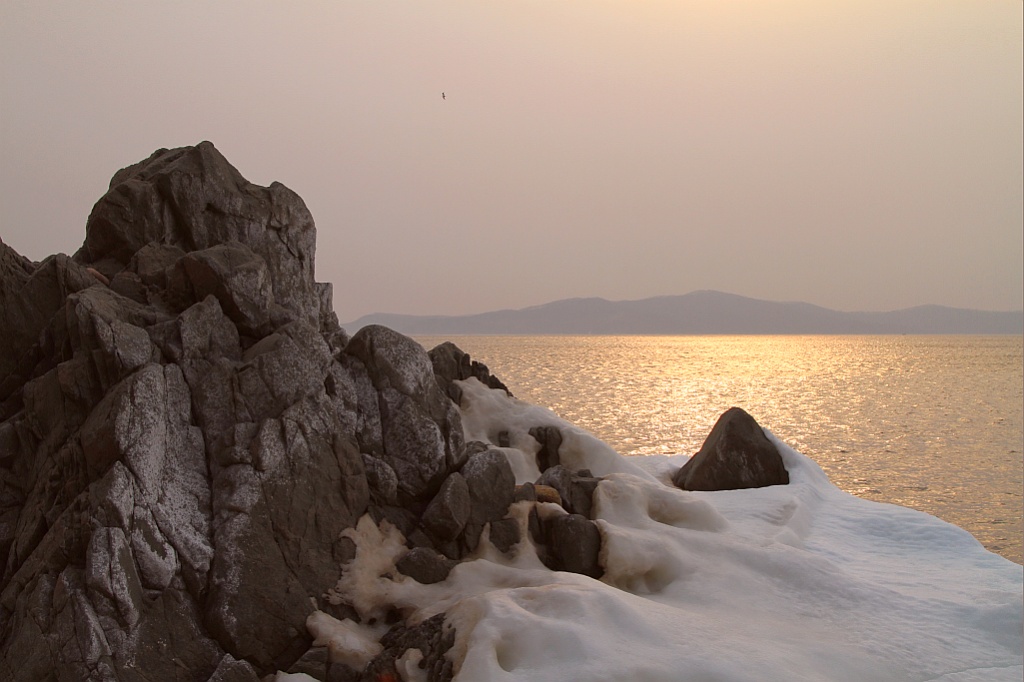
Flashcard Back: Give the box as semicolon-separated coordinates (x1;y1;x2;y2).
395;648;429;682
305;611;384;671
303;375;1021;682
327;515;408;622
427;376;1024;681
456;377;653;481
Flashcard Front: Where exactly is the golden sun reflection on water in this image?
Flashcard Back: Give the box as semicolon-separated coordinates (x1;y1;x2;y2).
417;335;1024;564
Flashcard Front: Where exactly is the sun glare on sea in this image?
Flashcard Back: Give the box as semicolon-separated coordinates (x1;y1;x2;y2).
416;334;1024;564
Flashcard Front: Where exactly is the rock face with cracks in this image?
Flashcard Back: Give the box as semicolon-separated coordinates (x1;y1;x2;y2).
0;143;475;681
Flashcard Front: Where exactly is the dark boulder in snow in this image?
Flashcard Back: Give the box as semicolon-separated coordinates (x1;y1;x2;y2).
359;613;456;682
487;517;521;554
536;465;600;519
529;424;563;472
541;513;603;579
428;340;510;404
459;448;516;553
396;547;458;585
672;407;790;491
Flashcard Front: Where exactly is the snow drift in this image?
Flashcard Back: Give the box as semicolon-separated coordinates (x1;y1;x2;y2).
303;378;1023;682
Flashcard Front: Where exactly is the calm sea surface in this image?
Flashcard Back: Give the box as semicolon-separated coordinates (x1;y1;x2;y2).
415;335;1023;564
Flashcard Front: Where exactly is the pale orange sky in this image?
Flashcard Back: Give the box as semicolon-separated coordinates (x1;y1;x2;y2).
1;1;1021;320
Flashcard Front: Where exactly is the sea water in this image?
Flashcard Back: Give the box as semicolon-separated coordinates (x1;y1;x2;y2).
415;335;1023;564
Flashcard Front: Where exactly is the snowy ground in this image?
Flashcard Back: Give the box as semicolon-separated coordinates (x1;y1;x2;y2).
291;378;1023;682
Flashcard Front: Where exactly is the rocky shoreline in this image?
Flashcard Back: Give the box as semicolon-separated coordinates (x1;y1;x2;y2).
0;143;786;681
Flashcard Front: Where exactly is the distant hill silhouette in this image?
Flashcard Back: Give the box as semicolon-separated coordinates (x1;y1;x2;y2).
341;291;1024;335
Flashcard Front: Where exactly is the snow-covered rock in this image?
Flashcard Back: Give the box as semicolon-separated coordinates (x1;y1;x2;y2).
1;143;1019;682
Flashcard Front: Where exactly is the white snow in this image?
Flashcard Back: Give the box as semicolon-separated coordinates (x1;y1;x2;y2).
308;378;1023;681
272;674;319;682
305;610;384;671
325;515;409;622
458;377;654;482
395;648;429;682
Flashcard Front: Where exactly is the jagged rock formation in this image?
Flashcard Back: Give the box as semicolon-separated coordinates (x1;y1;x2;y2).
0;142;785;681
0;143;614;682
428;341;510;404
672;407;789;491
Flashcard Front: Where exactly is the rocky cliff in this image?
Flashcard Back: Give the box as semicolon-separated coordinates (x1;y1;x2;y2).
0;143;785;681
0;143;490;681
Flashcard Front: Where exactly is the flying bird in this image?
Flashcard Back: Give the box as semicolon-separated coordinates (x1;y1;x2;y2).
442;92;446;100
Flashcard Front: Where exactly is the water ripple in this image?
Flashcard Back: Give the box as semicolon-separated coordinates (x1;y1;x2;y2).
417;334;1023;564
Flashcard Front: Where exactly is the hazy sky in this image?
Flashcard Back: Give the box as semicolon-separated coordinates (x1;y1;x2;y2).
2;1;1021;321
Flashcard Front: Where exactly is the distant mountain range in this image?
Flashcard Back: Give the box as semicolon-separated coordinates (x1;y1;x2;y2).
341;291;1024;336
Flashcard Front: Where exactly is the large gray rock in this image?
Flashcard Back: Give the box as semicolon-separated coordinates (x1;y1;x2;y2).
344;325;464;501
422;472;471;542
541;513;603;579
672;407;790;491
0;143;398;680
460;449;516;552
77;141;321;329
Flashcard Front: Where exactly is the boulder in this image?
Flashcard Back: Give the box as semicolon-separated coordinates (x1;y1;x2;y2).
357;613;455;682
672;407;789;491
396;547;457;585
541;513;603;579
536;465;600;518
536;466;573;510
487;518;521;554
77;142;320;328
421;472;471;542
534;484;562;505
529;425;562;472
459;449;516;552
514;482;538;502
428;341;510;404
345;325;464;501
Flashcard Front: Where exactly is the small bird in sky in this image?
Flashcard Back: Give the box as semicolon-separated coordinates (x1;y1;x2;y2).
442;92;446;100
